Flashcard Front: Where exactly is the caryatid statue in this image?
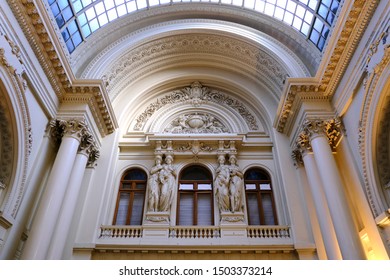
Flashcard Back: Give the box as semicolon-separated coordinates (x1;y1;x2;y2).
147;154;177;212
228;155;244;213
214;155;230;212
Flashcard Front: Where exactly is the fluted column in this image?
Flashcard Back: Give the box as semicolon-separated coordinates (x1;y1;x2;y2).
302;118;365;259
47;132;99;259
21;119;87;260
293;135;342;259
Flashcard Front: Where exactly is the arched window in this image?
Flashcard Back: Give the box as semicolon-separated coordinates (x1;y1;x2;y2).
177;165;214;226
113;168;147;225
244;168;278;225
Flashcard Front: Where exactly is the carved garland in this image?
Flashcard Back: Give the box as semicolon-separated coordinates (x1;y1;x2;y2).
134;82;259;131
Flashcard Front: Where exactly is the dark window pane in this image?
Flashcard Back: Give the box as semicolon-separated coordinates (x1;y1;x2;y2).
327;12;334;25
180;166;211;180
318;36;326;50
245;168;269;180
129;192;144;225
331;1;339;13
61;29;70;41
115;193;130;225
124;169;147;180
197;193;212;225
66;38;75;53
179;193;194;225
56;15;65;28
247;193;261;225
262;193;276;225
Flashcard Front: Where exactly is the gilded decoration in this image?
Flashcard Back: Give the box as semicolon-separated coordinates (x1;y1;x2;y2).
275;0;380;134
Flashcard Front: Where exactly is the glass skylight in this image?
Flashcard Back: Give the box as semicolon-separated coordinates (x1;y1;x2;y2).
48;0;342;53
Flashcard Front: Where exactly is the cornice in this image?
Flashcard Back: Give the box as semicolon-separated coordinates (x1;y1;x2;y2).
274;0;380;134
7;0;118;136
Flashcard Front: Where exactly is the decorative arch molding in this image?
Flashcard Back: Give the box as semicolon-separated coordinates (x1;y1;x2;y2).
100;32;292;101
359;30;390;217
0;45;31;222
129;81;264;135
75;9;316;78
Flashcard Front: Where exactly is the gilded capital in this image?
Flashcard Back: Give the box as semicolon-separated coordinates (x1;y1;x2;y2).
301;117;344;149
291;149;304;168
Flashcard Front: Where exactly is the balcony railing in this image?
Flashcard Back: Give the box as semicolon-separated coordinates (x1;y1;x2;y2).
99;225;290;239
99;226;143;238
169;226;220;238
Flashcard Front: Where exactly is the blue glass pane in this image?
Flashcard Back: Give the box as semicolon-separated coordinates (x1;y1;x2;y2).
89;18;99;32
314;17;324;31
310;29;320;44
58;0;70;10
62;6;74;22
67;20;77;34
48;0;56;4
327;11;334;24
61;29;70;41
318;36;325;50
321;0;331;7
78;13;87;26
331;1;339;13
55;15;65;28
72;31;83;46
81;24;91;37
318;4;328;19
66;39;75;53
50;3;60;17
322;25;329;37
73;0;83;12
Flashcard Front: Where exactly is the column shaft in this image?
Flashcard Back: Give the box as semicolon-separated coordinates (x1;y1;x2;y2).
311;135;366;259
21;136;80;259
47;151;89;259
302;152;342;259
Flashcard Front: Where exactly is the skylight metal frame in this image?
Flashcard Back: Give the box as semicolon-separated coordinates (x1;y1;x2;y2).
47;0;342;53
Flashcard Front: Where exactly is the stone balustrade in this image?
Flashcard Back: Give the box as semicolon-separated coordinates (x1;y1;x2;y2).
99;225;290;239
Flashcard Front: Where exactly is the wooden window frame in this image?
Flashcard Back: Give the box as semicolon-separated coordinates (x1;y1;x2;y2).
113;169;146;225
176;166;214;226
245;170;278;225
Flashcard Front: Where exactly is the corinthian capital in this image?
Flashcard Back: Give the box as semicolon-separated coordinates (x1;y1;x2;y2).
301;117;344;149
60;119;88;140
48;118;90;145
291;149;304;168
